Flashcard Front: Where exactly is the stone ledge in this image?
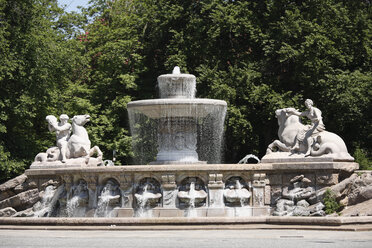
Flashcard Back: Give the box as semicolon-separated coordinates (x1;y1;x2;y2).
1;216;372;226
25;162;359;176
1;224;372;231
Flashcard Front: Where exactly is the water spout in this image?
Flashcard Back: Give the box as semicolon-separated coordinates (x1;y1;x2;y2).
172;66;181;74
95;180;121;217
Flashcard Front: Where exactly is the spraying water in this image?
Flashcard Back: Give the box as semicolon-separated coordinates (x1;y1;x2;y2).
33;184;65;217
134;180;162;217
66;180;89;217
95;180;121;217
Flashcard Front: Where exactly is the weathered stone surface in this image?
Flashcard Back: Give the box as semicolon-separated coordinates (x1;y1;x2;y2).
348;185;372;205
316;173;339;186
0;174;28;201
282;186;315;201
329;173;358;199
293;206;311;216
270;186;282;206
273;199;295;216
290;175;304;184
0;207;17;217
264;185;271;205
297;199;310;208
12;207;34;217
0;189;40;211
341;198;372;217
308;202;325;213
282;174;297;186
302;177;312;186
268;174;282;185
310;210;326;216
41;179;60;188
14;179;37;194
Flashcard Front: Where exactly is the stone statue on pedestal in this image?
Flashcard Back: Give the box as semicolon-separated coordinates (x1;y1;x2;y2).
33;114;103;167
263;99;354;161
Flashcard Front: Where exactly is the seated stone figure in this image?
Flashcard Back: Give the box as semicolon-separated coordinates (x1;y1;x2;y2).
263;99;353;161
46;114;72;163
288;99;326;156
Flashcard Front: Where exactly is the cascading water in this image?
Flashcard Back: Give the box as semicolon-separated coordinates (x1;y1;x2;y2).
66;180;89;217
128;66;227;164
134;180;162;217
135;184;150;217
177;177;207;217
95;180;121;217
186;181;197;217
235;180;245;207
67;196;80;217
33;184;64;217
223;177;252;216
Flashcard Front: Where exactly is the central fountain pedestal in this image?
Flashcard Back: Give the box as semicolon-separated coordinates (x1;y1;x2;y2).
128;67;227;165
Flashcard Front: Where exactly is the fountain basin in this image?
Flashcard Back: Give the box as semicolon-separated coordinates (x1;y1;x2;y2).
135;193;162;207
157;73;196;99
224;188;251;204
128;98;227;119
177;191;207;205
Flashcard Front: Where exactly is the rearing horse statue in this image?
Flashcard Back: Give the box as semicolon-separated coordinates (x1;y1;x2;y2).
68;115;102;159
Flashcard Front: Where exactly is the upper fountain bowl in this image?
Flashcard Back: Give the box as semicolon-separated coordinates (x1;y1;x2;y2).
157;66;196;99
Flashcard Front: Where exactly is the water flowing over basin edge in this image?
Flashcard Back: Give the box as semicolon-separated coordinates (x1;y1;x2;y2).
127;98;227;118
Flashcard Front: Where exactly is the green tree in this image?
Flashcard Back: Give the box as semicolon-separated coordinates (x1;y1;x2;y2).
0;0;87;182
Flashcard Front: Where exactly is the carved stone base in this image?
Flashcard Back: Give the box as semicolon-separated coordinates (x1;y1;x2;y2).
262;152;354;163
25;161;358;218
150;160;207;165
30;157;102;169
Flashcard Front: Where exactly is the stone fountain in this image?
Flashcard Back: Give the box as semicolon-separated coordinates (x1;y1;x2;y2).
0;68;360;219
127;66;227;164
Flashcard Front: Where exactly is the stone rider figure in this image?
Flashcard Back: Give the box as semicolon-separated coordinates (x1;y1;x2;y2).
47;114;72;163
289;99;325;156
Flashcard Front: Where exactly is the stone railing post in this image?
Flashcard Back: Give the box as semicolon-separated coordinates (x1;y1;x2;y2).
84;175;98;209
208;173;224;207
119;174;133;208
161;174;177;208
252;173;266;207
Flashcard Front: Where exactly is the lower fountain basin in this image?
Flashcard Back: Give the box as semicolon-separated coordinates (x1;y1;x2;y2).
177;190;207;205
127;98;227;118
224;188;251;204
135;193;162;207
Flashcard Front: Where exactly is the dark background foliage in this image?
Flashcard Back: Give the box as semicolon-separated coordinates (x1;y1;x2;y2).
0;0;371;182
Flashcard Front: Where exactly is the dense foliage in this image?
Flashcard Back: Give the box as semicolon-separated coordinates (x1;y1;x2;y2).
0;0;371;182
